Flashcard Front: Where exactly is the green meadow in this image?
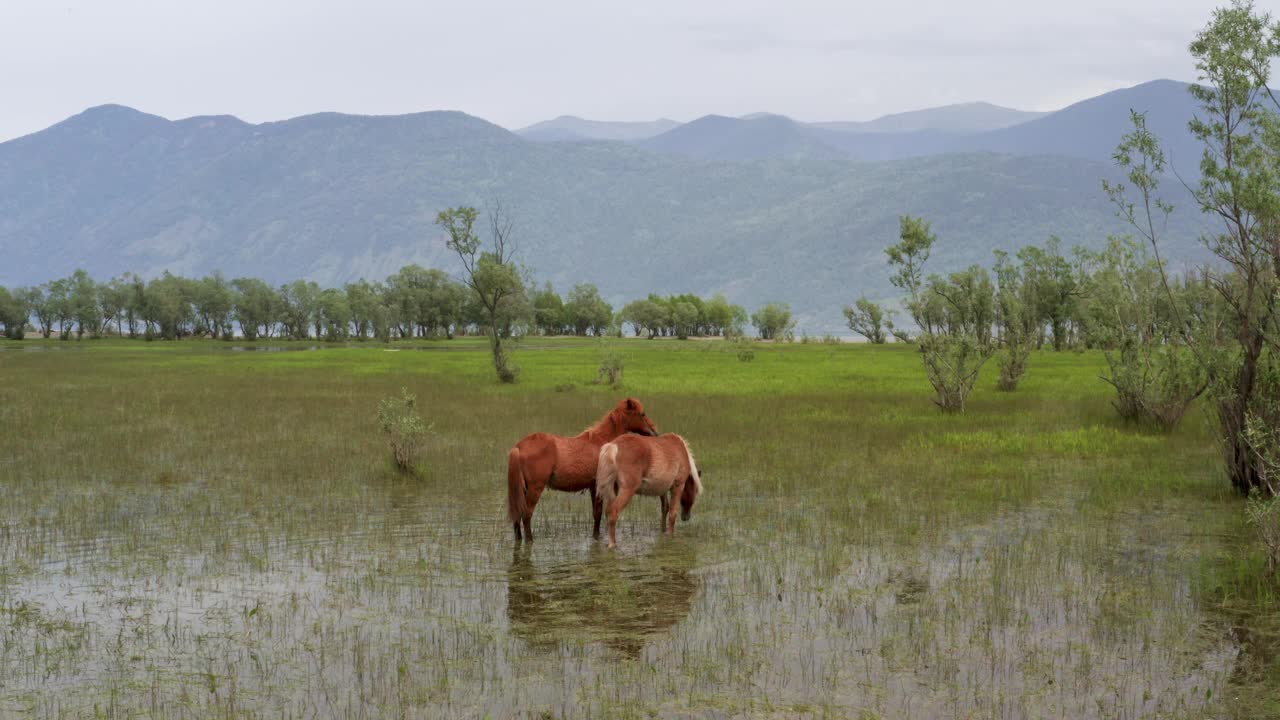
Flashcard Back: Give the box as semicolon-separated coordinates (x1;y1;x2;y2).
0;337;1276;718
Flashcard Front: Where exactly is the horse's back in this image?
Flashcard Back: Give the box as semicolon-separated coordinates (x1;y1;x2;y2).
514;432;600;491
611;433;691;484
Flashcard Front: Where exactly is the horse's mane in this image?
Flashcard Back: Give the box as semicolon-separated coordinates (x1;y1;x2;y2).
671;434;702;494
576;404;624;442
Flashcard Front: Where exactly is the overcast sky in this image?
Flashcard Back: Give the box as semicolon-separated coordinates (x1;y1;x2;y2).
2;0;1214;141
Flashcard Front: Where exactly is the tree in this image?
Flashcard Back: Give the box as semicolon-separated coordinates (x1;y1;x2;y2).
439;204;525;383
385;265;462;338
532;283;566;336
425;273;467;339
844;297;888;344
317;288;352;341
619;299;662;337
27;285;53;339
671;301;699;339
45;277;73;339
1018;239;1080;350
1078;237;1208;428
99;276;132;337
232;277;278;340
886;216;994;413
751;303;794;341
0;287;28;339
344;280;381;340
1104;0;1280;492
68;270;100;338
704;294;746;337
992;250;1037;391
278;280;320;340
144;273;192;339
123;273;147;338
887;216;935;321
192;273;235;339
564;283;612;336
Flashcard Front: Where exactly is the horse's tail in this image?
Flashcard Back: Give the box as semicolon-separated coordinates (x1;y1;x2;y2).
596;442;620;512
507;447;528;524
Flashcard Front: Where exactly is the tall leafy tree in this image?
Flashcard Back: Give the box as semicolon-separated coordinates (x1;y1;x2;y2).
844;297;889;344
1104;0;1280;492
439;203;526;382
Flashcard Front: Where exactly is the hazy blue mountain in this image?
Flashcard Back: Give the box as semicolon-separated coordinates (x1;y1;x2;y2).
641;80;1204;172
1;98;1214;331
638;113;836;161
951;79;1204;175
516;115;680;142
813;102;1046;134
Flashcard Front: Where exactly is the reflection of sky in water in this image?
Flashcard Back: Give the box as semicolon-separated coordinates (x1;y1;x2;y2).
0;487;1238;718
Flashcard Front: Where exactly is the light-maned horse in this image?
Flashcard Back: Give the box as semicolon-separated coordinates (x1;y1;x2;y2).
507;398;658;541
596;433;702;549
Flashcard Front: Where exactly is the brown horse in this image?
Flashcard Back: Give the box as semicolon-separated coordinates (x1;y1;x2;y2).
596;433;702;549
507;398;658;541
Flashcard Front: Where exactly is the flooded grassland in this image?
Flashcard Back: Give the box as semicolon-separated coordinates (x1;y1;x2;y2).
0;339;1273;718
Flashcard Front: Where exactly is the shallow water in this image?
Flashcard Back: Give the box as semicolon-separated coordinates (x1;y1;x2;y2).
0;483;1237;719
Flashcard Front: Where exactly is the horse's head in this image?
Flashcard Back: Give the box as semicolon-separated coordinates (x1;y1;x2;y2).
617;397;657;436
681;469;702;521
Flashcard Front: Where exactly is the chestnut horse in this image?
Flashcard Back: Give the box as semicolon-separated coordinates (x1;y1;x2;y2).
507;398;658;541
596;433;702;549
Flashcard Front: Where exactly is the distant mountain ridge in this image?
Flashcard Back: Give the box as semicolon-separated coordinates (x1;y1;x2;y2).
516;116;680;142
0;80;1215;331
635;80;1203;173
518;99;1048;143
813;102;1047;134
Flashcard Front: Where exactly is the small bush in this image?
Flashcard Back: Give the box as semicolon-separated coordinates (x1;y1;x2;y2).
996;342;1031;392
733;337;756;362
377;388;432;473
1101;342;1205;431
592;351;624;387
554;382;576;393
920;333;991;413
1245;489;1280;578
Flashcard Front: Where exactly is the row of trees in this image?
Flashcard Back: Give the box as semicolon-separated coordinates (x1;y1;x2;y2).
0;268;472;342
848;221;1208;415
851;1;1279;500
844;235;1100;354
0;271;788;344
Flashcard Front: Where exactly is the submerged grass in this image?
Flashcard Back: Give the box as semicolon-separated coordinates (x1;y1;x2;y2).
0;337;1275;717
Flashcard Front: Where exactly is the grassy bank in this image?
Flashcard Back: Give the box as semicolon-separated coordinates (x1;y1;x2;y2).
0;337;1274;718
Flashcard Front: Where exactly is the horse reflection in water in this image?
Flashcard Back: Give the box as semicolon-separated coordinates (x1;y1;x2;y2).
506;543;698;657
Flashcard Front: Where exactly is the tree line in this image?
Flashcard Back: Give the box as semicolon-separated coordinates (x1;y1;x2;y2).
850;0;1280;502
0;268;785;344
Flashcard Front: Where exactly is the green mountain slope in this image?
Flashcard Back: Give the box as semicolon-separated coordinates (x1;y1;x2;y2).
0;103;1213;331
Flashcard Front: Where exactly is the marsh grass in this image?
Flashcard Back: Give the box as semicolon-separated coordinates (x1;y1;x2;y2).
0;337;1275;717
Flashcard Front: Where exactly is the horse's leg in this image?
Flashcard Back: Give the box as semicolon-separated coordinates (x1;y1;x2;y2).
660;493;670;524
606;480;638;550
523;480;546;542
591;487;603;539
666;479;684;535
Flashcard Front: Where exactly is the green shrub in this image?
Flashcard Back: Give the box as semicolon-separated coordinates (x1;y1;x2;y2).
377;388;432;473
592;350;624;387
